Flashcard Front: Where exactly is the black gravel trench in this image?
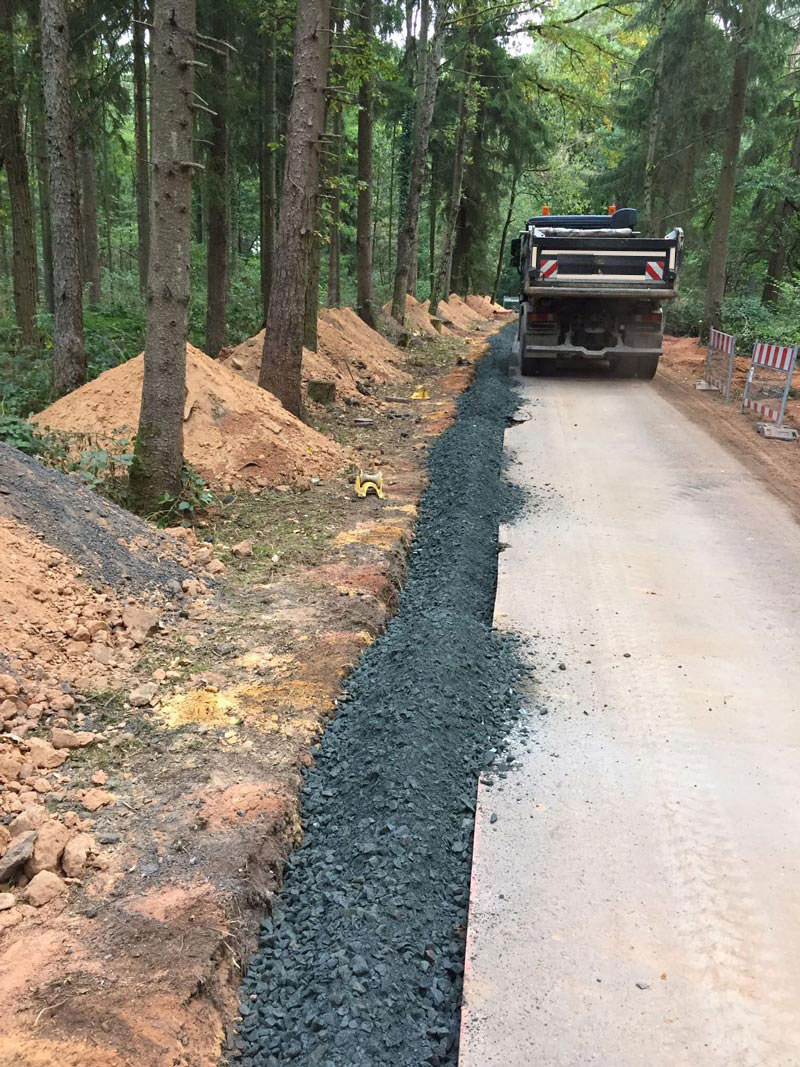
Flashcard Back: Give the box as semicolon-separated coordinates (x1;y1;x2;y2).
231;326;529;1066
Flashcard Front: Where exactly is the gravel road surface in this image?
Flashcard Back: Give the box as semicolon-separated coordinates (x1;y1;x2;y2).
460;371;800;1066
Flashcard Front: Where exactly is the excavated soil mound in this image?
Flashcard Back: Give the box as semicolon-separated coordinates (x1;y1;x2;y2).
319;308;409;386
222;313;408;403
220;331;363;403
32;346;347;491
383;294;440;338
446;293;486;326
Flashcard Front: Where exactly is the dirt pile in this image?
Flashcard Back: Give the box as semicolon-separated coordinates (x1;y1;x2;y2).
383;294;440;338
443;293;486;328
467;294;512;317
32;345;347;491
222;312;409;405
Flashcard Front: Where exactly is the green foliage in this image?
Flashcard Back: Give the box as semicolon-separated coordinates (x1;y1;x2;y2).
153;464;216;526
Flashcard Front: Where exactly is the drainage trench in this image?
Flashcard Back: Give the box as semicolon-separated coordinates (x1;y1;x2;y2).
230;325;528;1067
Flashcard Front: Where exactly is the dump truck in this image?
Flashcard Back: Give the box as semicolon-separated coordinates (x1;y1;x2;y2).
510;207;683;379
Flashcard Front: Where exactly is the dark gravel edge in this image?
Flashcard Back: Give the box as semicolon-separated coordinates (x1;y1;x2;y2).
229;326;530;1066
0;442;192;593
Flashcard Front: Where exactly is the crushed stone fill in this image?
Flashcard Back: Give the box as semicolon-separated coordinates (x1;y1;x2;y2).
229;326;530;1066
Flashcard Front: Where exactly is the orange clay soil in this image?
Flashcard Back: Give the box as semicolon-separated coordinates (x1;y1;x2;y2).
0;517;141;692
442;293;486;327
221;311;409;403
32;345;348;492
383;293;440;337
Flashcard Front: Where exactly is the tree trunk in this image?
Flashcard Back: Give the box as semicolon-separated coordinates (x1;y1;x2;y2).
391;3;445;324
129;0;196;512
703;0;759;331
79;143;101;304
41;0;85;395
355;0;376;327
133;0;150;295
205;9;228;358
492;170;518;304
32;108;54;313
643;0;668;234
304;228;321;350
260;36;277;321
0;0;38;347
327;101;342;308
430;51;474;314
259;0;331;416
763;105;800;305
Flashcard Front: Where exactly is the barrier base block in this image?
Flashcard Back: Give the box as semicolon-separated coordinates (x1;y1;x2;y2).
696;379;719;391
757;422;798;441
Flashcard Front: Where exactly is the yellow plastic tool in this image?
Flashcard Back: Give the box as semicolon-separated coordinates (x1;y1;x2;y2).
355;470;385;499
409;387;430;400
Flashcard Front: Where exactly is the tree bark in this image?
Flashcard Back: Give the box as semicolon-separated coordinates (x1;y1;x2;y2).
762;117;800;306
391;3;445;324
492;169;518;304
205;8;228;357
327;101;342;308
0;0;39;347
41;0;85;394
129;0;196;512
79;143;101;304
304;228;322;350
430;46;474;314
703;0;759;331
643;0;668;234
259;0;331;416
259;36;277;321
355;0;376;327
32;106;54;313
133;0;150;295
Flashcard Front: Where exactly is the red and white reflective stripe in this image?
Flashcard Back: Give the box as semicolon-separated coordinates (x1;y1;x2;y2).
709;328;735;355
645;259;665;281
540;258;558;280
743;396;780;422
752;342;796;371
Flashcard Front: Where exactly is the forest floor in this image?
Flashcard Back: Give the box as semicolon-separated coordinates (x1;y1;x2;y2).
658;335;800;522
0;299;512;1067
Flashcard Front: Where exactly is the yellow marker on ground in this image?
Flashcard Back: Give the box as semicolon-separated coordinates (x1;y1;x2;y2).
409;387;430;400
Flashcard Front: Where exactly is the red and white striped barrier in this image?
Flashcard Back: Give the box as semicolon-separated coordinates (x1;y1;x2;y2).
741;339;798;438
700;328;736;400
539;258;558;280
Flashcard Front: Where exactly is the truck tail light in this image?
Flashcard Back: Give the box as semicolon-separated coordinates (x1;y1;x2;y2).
634;311;662;323
530;313;556;322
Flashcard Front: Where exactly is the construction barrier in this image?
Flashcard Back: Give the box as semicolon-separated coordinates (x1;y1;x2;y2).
700;328;736;400
741;340;799;439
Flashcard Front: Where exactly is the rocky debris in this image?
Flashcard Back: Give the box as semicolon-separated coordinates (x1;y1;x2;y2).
0;830;37;882
232;539;254;559
25;819;70;876
9;807;49;835
121;605;160;646
80;788;114;812
234;327;528;1065
50;727;95;749
61;833;96;878
24;870;67;907
0;893;14;911
128;682;159;708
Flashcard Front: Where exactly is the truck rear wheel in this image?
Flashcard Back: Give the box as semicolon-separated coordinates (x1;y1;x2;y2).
637;354;660;380
610;354;638;378
520;355;543;376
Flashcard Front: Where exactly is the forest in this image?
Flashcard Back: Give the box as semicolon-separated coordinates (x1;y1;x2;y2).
0;0;799;505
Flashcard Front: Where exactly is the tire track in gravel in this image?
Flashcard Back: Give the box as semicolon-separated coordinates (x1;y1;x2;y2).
226;326;531;1067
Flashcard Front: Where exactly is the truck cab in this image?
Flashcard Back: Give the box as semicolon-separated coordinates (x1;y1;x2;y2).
510;208;684;379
